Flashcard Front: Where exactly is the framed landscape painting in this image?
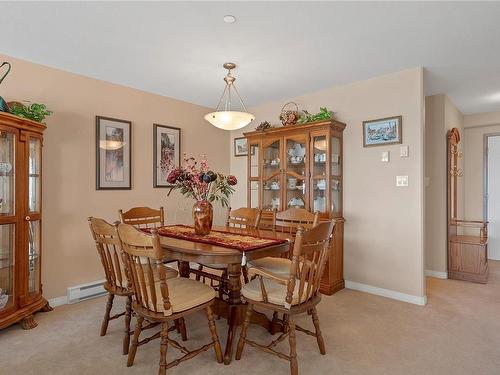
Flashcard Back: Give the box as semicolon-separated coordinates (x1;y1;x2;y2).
96;116;131;190
363;116;402;147
154;124;181;187
234;136;253;157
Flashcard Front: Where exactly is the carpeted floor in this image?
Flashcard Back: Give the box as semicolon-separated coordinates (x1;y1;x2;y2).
1;262;500;375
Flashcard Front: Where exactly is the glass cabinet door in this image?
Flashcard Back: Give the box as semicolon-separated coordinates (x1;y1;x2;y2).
0;129;16;312
262;139;282;211
0;130;15;217
0;224;15;311
284;135;307;210
331;135;342;215
311;133;328;214
27;136;42;296
248;141;260;209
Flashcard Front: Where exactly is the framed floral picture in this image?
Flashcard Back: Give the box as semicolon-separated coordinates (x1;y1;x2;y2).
153;124;181;187
96;116;132;190
362;116;402;147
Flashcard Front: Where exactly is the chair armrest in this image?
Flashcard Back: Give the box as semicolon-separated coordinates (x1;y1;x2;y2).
450;219;488;240
247;265;288;285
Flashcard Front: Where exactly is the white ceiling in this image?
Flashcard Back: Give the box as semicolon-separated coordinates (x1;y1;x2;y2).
2;1;500;114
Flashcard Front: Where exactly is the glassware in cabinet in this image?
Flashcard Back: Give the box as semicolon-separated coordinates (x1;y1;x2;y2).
284;136;307;209
28;137;41;213
262;139;282;210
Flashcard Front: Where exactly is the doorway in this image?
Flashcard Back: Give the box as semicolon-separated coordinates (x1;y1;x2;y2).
485;134;500;260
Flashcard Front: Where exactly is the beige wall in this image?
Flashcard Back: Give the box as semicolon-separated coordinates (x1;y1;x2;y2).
464;111;500;221
0;55;230;299
230;68;426;299
424;94;464;274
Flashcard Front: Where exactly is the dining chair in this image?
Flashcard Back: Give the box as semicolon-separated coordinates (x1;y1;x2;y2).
248;207;319;276
116;223;223;374
193;207;261;299
235;220;335;375
88;217;133;355
119;206;165;228
88;217;180;355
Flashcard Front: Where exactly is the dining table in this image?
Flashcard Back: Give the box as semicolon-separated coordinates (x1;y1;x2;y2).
155;225;293;365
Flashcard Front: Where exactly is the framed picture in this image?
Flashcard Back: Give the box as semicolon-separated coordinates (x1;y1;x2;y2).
153;124;181;187
96;116;132;190
234;137;253;157
363;116;402;147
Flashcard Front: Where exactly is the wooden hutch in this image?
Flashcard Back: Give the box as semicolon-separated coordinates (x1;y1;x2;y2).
243;119;346;294
0;112;50;330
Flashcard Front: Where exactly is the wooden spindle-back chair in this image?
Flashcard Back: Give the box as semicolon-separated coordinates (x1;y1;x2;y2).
275;207;319;233
88;217;133;355
117;223;223;374
192;207;262;299
248;208;320;276
119;206;165;229
236;220;335;375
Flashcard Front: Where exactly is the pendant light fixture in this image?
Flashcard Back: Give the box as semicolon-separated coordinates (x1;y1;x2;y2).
204;63;255;130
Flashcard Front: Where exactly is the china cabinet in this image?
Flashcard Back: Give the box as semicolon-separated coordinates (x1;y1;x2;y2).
243;119;346;294
0;112;50;330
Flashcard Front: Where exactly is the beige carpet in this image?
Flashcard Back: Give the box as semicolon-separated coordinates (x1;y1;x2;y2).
1;262;500;375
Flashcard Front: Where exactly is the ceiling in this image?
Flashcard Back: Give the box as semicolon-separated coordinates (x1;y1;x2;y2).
2;1;500;114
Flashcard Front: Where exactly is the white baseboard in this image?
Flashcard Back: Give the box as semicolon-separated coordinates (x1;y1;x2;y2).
48;295;68;307
345;280;427;306
424;270;448;279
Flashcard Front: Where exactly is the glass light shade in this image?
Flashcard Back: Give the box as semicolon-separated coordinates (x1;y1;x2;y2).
99;140;125;150
204;111;255;130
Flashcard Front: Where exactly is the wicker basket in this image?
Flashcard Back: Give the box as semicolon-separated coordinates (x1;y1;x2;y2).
279;102;299;126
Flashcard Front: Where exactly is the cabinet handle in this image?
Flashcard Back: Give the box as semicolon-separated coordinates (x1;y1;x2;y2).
25;215;31;221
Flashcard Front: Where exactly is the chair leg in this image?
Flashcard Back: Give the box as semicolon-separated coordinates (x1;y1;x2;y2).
179;317;188;341
100;294;114;336
219;270;227;300
242;266;249;284
158;322;169;375
288;317;298;375
123;296;132;355
127;316;143;367
206;305;223;363
235;303;252;360
310;307;326;355
196;264;203;281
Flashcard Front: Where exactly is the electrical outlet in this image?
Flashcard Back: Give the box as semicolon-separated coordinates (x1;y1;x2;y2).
396;175;409;187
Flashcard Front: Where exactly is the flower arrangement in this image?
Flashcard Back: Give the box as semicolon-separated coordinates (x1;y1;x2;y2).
167;155;237;207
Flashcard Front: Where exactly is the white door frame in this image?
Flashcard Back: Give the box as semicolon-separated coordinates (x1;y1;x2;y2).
484;132;500;260
483;132;500;220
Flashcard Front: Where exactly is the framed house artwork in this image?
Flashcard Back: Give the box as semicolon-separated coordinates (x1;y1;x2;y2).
363;116;402;147
153;124;181;187
234;136;254;157
96;116;132;190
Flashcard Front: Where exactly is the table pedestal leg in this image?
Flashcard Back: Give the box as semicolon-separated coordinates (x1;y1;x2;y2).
224;263;242;365
178;261;190;278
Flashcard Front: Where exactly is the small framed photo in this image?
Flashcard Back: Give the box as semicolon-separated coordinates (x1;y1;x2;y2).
154;124;181;187
96;116;132;190
363;116;402;147
234;136;253;157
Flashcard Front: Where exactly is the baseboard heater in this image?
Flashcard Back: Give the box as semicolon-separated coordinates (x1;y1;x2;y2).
67;279;107;304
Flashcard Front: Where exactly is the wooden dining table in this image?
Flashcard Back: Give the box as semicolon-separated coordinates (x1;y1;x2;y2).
156;225;292;365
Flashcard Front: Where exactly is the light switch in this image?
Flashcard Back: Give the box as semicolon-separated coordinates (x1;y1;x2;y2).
396;175;409;187
400;145;409;158
381;151;390;163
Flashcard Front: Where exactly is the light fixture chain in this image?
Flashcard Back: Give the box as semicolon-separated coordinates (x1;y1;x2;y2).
215;84;228;111
232;84;249;112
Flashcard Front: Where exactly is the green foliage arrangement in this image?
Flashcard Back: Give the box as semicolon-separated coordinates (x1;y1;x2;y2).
297;107;334;124
9;102;53;123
